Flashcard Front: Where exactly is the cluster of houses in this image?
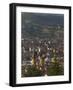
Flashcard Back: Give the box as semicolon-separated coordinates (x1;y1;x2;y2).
21;37;64;72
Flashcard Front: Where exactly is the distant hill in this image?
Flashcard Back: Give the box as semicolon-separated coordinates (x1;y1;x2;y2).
21;12;64;39
22;12;64;26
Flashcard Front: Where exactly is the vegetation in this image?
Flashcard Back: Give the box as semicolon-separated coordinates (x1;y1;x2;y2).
47;62;64;76
22;65;44;77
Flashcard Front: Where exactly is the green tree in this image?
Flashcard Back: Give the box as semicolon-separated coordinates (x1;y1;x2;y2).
22;65;44;77
47;53;64;76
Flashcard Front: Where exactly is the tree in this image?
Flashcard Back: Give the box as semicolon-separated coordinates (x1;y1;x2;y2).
47;51;64;76
22;65;44;77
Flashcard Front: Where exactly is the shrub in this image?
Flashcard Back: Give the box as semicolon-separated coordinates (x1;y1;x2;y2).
22;65;44;77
